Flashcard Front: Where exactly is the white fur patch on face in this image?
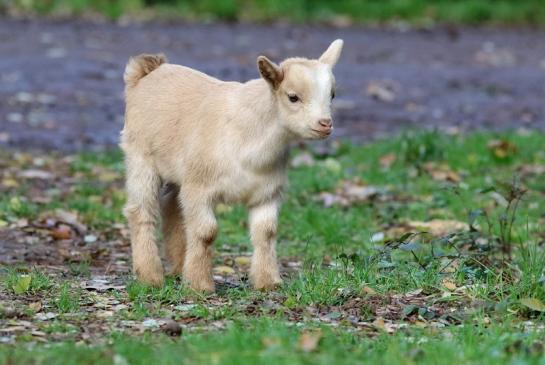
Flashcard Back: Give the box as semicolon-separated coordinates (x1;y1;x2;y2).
310;65;333;118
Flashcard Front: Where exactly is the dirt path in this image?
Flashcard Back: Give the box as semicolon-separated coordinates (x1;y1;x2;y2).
1;18;544;151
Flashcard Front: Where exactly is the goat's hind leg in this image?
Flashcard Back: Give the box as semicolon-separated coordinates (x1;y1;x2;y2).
124;155;164;286
161;184;187;276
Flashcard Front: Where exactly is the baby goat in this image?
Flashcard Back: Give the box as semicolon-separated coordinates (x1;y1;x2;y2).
121;40;344;291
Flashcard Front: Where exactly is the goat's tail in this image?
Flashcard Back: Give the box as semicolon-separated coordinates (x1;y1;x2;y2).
124;53;167;89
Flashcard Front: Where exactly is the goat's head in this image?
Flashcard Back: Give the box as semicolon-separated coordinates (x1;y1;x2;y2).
257;39;343;140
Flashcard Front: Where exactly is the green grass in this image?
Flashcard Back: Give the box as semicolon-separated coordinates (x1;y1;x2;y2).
3;0;545;26
2;319;545;365
1;130;545;363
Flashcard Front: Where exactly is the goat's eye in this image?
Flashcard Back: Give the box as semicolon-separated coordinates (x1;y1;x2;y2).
331;90;336;100
288;94;299;103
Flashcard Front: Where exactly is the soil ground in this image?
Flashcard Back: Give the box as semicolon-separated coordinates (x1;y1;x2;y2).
1;18;544;151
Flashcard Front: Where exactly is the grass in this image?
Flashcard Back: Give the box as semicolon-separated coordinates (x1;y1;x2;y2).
2;320;545;365
1;130;545;363
3;0;545;26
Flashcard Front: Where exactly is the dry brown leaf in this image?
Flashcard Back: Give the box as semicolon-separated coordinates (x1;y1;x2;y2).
234;256;251;266
379;153;396;169
213;266;235;275
28;302;42;312
407;219;468;236
50;224;73;240
487;139;517;159
362;286;377;295
298;330;322;352
517;164;545;176
2;178;19;188
262;337;281;348
423;162;461;183
318;180;382;207
442;279;457;291
54;210;87;234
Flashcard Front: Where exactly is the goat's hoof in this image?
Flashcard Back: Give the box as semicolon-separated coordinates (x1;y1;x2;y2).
185;274;215;293
252;276;283;291
136;271;165;287
189;281;215;293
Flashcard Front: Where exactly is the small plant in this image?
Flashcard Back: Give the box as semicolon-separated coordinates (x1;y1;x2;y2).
56;283;80;313
69;261;91;278
399;129;446;168
3;267;52;294
469;176;527;260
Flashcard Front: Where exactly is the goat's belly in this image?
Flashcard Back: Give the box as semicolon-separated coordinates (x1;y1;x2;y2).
217;171;284;206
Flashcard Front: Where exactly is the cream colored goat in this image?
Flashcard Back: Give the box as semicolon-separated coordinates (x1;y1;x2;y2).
121;40;344;291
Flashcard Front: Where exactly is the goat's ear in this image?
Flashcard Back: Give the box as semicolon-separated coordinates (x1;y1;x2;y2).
257;56;283;89
319;39;344;68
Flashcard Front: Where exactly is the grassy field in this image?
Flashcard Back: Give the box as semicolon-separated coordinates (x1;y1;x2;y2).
1;130;545;364
3;0;545;25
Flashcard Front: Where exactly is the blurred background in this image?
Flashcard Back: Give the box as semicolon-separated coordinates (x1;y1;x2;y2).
1;0;544;151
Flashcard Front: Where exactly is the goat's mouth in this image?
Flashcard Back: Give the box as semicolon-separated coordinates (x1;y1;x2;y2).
311;128;332;138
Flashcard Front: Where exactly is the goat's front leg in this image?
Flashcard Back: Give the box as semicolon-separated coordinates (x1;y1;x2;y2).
124;155;164;287
249;200;283;290
182;195;217;292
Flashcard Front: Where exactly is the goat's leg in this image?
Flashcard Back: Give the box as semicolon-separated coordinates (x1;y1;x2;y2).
161;184;186;276
182;194;217;292
249;199;283;290
124;155;164;286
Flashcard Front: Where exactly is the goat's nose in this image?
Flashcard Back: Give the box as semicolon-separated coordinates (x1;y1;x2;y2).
318;118;332;128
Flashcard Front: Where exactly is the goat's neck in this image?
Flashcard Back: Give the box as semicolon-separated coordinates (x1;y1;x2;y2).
234;79;292;172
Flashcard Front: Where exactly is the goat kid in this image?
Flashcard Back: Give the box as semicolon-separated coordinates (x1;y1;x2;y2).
121;39;344;291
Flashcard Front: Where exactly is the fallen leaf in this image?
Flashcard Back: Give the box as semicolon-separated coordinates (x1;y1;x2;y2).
2;178;19;188
13;275;31;294
262;337;281;348
213;266;235;275
323;158;342;174
373;317;386;330
84;234;97;243
423;162;461;183
97;171;118;182
298;330;322;352
174;304;197;311
407;219;468;236
362;286;377;295
50;224;72;240
379;153;397;169
291;152;315;167
34;312;58;321
518;165;545;176
18;169;54;180
442;279;457;291
234;256;251;266
142;319;159;329
54;210;87;234
521;298;545;312
487;139;517;159
28;302;42;312
318;180;383;207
